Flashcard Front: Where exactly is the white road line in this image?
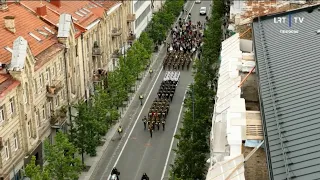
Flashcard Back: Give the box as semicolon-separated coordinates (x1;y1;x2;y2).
160;88;188;180
104;66;164;180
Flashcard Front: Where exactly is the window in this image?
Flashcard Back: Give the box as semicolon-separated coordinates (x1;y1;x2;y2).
36;110;40;127
28;121;31;137
52;65;56;77
42;105;46;119
4;140;9;160
75;44;78;57
9;98;15;115
55;96;60;106
0;106;4;123
24;83;29;104
135;5;151;28
45;69;50;81
134;0;146;12
39;75;43;87
13;132;18;151
58;62;61;71
34;79;38;94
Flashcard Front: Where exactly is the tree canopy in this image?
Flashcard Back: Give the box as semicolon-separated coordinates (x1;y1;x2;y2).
170;0;226;179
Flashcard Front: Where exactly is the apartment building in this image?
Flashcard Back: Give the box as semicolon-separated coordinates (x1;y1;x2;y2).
0;1;132;179
132;0;153;38
0;3;67;179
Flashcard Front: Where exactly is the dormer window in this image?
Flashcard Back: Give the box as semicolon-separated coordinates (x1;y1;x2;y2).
75;11;84;17
44;26;55;34
29;32;42;42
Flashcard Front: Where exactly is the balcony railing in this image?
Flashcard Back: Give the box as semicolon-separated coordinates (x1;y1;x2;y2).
246;111;263;140
112;28;122;37
128;34;136;41
93;69;107;82
93;47;102;56
111;50;120;58
127;14;136;22
50;107;68;128
46;80;63;98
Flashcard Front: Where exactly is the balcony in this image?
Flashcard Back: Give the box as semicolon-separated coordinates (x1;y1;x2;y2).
111;50;120;58
92;42;102;56
127;14;136;22
50;106;68;128
128;34;136;42
46;80;63;98
93;69;107;82
112;28;122;37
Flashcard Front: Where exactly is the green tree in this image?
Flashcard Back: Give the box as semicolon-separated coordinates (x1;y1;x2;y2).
44;132;82;180
170;0;225;179
25;156;50;180
138;32;153;55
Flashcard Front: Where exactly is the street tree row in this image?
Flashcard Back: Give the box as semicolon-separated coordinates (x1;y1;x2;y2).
170;0;226;179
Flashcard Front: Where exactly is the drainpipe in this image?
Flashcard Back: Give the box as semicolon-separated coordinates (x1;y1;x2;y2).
80;34;87;102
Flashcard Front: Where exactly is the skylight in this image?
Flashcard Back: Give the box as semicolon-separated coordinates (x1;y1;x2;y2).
83;7;90;13
44;26;55;34
75;11;84;17
91;3;97;8
4;46;13;53
36;29;49;37
79;9;87;15
72;17;78;21
29;32;42;41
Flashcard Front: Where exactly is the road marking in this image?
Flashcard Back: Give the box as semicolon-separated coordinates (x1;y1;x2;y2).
133;139;152;180
160;88;188;180
104;66;163;180
185;1;195;22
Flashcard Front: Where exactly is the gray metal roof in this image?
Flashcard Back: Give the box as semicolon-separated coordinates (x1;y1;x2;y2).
8;36;28;71
57;13;72;38
252;4;320;180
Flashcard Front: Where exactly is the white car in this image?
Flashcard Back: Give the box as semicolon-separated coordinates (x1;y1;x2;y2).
195;0;201;4
199;7;206;15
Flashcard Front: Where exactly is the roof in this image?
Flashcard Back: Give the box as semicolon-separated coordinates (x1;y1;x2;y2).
0;3;57;64
0;74;20;100
206;155;245;180
21;1;106;29
252;4;320;180
9;36;28;71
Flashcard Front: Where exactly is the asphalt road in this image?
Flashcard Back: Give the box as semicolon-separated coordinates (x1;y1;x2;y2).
91;1;211;180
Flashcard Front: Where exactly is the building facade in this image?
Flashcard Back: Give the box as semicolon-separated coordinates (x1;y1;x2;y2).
132;0;153;38
0;1;132;179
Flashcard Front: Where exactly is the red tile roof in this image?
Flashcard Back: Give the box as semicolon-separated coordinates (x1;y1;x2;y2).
0;3;57;65
0;74;20;100
21;1;106;29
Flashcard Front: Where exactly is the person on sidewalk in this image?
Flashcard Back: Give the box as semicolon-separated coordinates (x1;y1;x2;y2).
142;116;147;130
141;173;149;180
117;126;123;138
139;94;144;105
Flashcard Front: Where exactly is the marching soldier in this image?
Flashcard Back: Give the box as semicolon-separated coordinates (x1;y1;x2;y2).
148;123;153;138
162;119;166;131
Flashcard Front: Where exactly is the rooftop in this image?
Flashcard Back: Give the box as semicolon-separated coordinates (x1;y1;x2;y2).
0;73;20;100
252;4;320;180
0;3;57;65
21;1;109;30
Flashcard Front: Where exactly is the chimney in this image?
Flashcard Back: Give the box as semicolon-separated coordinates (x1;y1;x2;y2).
0;0;8;11
36;5;47;16
4;16;15;33
50;0;61;8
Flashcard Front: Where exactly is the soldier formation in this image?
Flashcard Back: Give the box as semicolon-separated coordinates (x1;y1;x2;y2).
143;71;180;137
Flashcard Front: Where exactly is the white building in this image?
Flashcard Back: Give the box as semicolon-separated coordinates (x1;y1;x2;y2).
132;0;153;38
206;33;264;180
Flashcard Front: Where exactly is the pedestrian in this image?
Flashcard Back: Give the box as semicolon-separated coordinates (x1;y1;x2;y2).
162;119;166;131
139;94;144;105
142;116;147;130
148;123;153;138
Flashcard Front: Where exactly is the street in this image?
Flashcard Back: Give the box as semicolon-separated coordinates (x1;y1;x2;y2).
90;1;211;180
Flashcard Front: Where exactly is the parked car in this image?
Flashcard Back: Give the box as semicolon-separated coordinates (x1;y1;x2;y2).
195;0;201;4
199;7;206;15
